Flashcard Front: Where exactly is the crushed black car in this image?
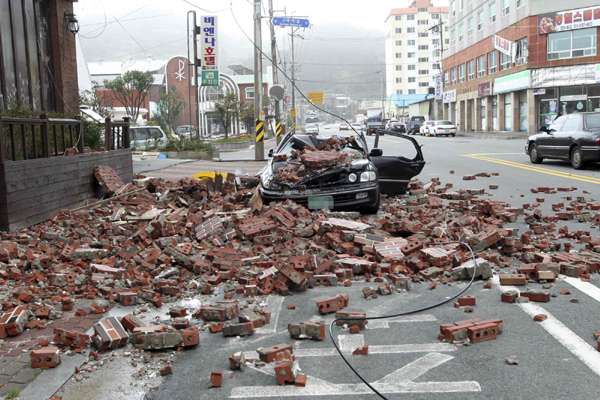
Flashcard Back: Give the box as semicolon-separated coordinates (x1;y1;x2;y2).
259;130;425;213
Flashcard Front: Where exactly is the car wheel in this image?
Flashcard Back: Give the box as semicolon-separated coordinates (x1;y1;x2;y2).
570;146;586;170
360;195;380;215
451;133;455;137
529;143;543;164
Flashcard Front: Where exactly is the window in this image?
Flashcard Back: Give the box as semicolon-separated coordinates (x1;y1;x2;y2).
489;2;496;23
451;1;456;16
419;69;429;75
395;15;402;21
396;89;403;94
477;55;486;77
444;71;450;86
245;88;255;99
407;15;415;20
500;52;511;70
502;0;509;17
396;78;402;83
432;50;441;58
515;37;528;65
458;64;465;83
432;63;440;70
445;38;450;44
478;11;484;30
418;45;429;50
409;89;416;94
432;39;440;45
459;0;464;11
407;27;416;33
408;40;416;45
562;115;581;131
408;77;416;83
408;52;416;58
133;129;148;141
468;18;474;36
517;0;525;7
459;24;464;41
419;82;428;87
467;60;475;80
418;32;428;37
547;28;597;60
451;67;457;84
395;40;402;46
148;128;163;140
451;30;456;46
488;51;498;74
395;28;402;34
408;65;416;70
418;20;428;25
432;13;440;19
396;65;403;71
395;53;402;58
418;7;428;12
418;57;429;62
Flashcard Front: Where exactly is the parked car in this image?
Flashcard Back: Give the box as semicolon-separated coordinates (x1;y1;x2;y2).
260;132;425;213
131;126;168;149
350;123;363;133
429;121;457;137
389;122;406;133
305;124;319;134
340;123;349;131
525;112;600;170
419;121;436;135
406;116;426;135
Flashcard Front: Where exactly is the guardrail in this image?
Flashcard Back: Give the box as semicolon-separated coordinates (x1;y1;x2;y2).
104;116;131;151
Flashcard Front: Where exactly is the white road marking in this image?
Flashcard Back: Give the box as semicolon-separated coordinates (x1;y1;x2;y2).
230;352;480;398
368;314;437;329
290;343;457;358
493;276;600;377
338;334;364;353
256;297;284;334
562;276;600;303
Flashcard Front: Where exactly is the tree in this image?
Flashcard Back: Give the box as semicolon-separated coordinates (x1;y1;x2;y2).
213;92;244;139
103;70;154;123
239;101;254;136
80;80;112;119
156;90;186;138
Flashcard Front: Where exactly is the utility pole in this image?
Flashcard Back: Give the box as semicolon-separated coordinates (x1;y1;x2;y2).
290;28;296;134
268;0;282;144
380;69;385;119
254;0;264;160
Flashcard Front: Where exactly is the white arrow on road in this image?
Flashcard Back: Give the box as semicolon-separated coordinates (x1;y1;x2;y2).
230;352;480;398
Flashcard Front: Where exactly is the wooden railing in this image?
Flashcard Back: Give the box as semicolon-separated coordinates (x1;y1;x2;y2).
0;114;131;163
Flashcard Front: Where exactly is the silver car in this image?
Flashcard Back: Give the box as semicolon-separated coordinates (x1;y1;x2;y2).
131;126;168;148
305;124;319;134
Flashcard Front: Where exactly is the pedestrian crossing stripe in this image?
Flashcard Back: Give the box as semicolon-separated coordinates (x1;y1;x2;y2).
276;122;282;137
255;119;264;142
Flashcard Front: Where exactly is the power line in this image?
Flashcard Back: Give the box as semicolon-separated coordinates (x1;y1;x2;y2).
79;3;150;39
181;0;232;13
81;12;179;28
108;9;152;56
98;38;187;62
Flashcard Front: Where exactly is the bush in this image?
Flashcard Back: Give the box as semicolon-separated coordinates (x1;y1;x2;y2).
211;137;251;143
159;137;215;155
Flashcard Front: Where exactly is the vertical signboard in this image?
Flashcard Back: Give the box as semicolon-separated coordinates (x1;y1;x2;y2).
201;16;219;86
434;75;442;101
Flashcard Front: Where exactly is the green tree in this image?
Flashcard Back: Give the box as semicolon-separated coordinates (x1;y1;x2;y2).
80;80;112;119
103;70;154;123
156;90;186;139
214;92;245;139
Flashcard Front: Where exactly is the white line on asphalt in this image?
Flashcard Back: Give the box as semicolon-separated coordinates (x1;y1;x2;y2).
562;276;600;303
374;353;454;384
338;334;365;353
277;343;458;358
368;314;437;329
257;297;284;334
493;276;600;377
465;152;523;155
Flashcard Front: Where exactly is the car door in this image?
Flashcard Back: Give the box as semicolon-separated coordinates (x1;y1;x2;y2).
554;114;580;160
369;135;425;195
132;128;148;148
536;116;566;158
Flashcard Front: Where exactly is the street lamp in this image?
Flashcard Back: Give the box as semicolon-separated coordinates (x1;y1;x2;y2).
64;12;79;34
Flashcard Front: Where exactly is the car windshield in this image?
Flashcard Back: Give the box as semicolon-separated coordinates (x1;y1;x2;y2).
439;121;453;125
306;124;317;129
277;135;365;158
585;114;600;129
413;117;425;122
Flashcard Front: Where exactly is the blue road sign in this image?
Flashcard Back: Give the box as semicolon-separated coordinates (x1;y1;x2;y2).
272;17;309;28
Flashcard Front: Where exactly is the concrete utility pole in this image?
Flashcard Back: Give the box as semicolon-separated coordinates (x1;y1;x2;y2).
268;0;282;144
380;69;385;119
254;0;264;160
290;29;296;134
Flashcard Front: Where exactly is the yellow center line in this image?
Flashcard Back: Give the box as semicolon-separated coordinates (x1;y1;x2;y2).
460;154;600;185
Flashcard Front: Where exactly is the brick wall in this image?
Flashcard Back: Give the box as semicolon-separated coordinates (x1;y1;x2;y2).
47;0;79;114
239;83;268;102
443;17;600;97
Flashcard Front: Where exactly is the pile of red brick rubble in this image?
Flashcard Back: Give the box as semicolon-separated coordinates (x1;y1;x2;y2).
1;167;600;388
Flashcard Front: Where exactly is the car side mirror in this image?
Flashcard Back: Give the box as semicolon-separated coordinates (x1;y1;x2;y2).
369;149;383;157
268;149;274;157
539;126;549;133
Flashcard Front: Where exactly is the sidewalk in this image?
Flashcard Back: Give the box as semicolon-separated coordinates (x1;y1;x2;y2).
142;159;267;181
456;130;530;140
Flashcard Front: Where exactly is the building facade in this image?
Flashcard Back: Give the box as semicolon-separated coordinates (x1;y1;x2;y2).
442;0;600;133
385;0;449;105
0;0;79;113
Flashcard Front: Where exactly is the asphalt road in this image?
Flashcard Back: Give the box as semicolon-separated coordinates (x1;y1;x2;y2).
145;127;600;400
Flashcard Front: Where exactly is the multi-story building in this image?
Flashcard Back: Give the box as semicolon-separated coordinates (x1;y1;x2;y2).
442;0;600;133
385;0;449;118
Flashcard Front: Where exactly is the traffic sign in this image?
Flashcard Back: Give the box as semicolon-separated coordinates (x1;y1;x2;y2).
259;110;266;121
272;17;310;28
307;92;324;103
290;108;296;117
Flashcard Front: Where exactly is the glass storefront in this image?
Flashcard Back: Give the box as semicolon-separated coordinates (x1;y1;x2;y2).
480;98;486;131
519;91;527;131
559;85;587;114
492;96;498;131
538;88;557;128
504;94;512;131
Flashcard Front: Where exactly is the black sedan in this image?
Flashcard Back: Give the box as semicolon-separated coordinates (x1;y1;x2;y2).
260;131;425;214
525;112;600;170
389;122;406;133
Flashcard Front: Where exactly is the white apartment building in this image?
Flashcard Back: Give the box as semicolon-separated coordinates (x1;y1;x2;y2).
385;0;450;102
